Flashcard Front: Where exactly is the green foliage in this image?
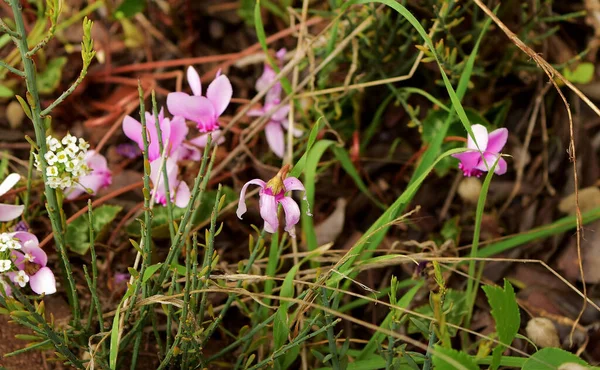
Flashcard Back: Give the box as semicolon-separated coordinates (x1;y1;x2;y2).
482;279;521;370
523;348;592;370
114;0;146;19
563;62;594;84
36;56;67;94
408;289;467;337
66;205;122;255
0;84;14;97
432;345;479;370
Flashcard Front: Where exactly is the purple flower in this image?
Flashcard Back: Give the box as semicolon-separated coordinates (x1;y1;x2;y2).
116;143;141;159
65;150;112;200
8;232;56;295
149;157;190;208
236;165;309;237
0;173;24;222
123;108;189;162
452;124;508;177
167;67;232;134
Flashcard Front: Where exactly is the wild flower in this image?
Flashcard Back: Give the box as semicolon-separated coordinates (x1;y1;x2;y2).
35;134;91;190
249;49;301;158
65;150;112;200
150;157;190;208
123;108;189;162
452;124;508;177
2;231;56;295
236;164;310;237
0;173;24;222
167;66;232;140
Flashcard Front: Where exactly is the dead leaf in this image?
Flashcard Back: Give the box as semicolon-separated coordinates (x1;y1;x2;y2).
558;186;600;215
314;198;347;247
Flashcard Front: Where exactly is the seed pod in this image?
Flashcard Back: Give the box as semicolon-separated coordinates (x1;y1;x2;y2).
525;317;560;348
458;177;482;204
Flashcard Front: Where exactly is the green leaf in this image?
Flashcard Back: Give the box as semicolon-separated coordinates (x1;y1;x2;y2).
66;205;122;255
522;348;592;370
109;302;122;370
0;84;14;98
407;289;467;337
482;279;520;370
142;263;163;283
114;0;146;19
36;57;67;95
432;345;479;370
563;62;594;84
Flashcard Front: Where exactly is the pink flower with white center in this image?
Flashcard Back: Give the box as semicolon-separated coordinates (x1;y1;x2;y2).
0;173;24;222
255;48;286;94
65;150;112;200
149;158;190;208
7;232;56;295
236;165;309;237
452;124;508;177
167;67;232;136
123;108;189;162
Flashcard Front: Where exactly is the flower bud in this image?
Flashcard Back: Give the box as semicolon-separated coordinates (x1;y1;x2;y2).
525;317;560;348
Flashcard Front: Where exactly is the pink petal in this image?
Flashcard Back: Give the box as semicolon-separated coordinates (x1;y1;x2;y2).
283;177;305;192
259;192;279;233
279;196;300;238
79;173;109;194
256;67;276;92
265;121;285;158
265;82;283;105
452;151;481;172
466;124;489;151
21;244;47;267
122;115;144;149
164;115;189;155
29;267;56;295
264;221;276;233
475;153;508;175
0;279;11;297
187;66;202;96
167;93;216;128
85;150;108;172
276;48;286;61
236;179;266;219
0;173;20;196
12;231;39;249
271;104;290;122
0;204;24;222
486;128;508;154
247;108;266;117
174;181;190;208
206;74;233;117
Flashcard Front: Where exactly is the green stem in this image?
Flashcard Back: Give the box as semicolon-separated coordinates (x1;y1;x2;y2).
0;60;24;76
8;0;79;323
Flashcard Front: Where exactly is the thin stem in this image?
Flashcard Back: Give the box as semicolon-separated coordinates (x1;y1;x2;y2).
8;0;79;322
0;60;24;76
40;64;90;116
0;18;20;39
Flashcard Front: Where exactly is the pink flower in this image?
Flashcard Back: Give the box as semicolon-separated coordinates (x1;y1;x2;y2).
65;150;112;200
8;232;56;295
249;49;301;158
0;173;24;222
452;124;508;177
236;165;309;237
123;108;189;162
167;67;232;134
150;158;190;208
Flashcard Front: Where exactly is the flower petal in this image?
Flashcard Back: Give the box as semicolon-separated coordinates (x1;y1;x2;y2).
189;130;225;148
265;121;285;158
122;115;144;149
236;179;266;219
206;74;233;117
486;128;508;154
29;267;56;295
452;151;481;172
247;108;266;117
21;244;47;267
167;93;216;129
283;177;305;192
0;204;24;222
174;181;190;208
187;66;202;96
0;173;20;196
495;156;508;175
264;221;276;234
279;196;300;238
259;192;279;232
466;124;489;151
12;231;39;249
271;104;290;122
164;115;189;155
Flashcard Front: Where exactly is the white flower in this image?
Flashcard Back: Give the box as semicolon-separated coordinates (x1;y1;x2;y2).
62;134;77;146
46;166;59;177
56;151;68;164
0;233;11;243
7;240;20;250
67;143;80;156
47;137;61;151
59;177;72;189
47;177;61;188
44;152;58;165
14;270;29;287
23;253;35;262
78;138;90;150
0;260;10;272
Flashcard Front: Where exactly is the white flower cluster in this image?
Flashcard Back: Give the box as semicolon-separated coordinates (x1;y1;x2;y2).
0;233;20;272
35;134;91;190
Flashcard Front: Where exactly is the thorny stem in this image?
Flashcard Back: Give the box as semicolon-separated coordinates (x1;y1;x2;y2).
8;0;80;323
